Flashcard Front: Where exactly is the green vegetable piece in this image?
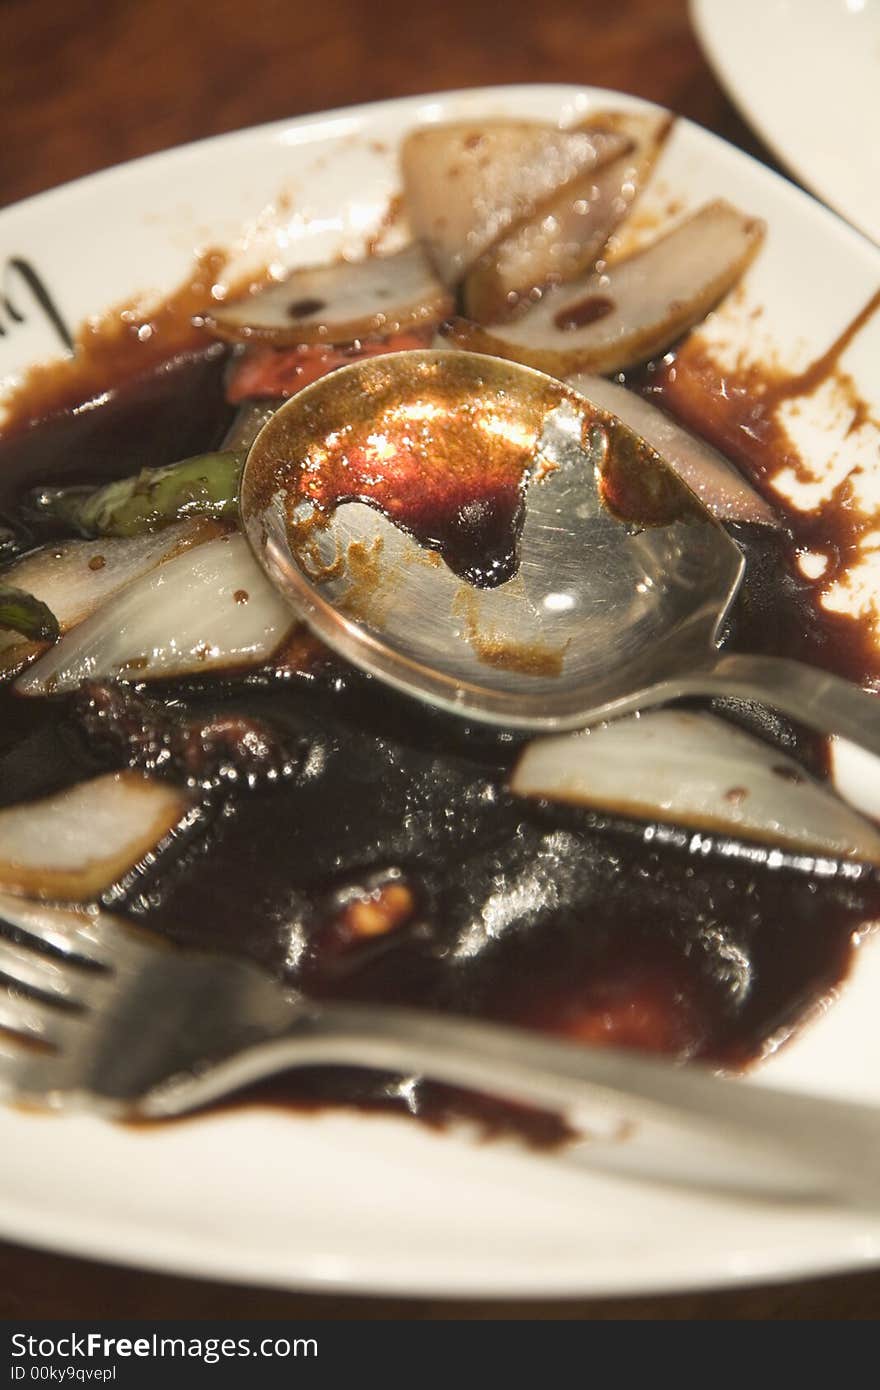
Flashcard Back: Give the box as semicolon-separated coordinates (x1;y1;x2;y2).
0;585;60;642
27;450;246;539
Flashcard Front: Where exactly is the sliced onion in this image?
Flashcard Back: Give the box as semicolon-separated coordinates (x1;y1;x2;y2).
565;373;778;525
400;121;629;286
0;771;195;900
205;245;453;347
462;112;670;323
829;738;880;824
512;710;880;864
16;532;295;696
0;520;219;679
445;201;766;376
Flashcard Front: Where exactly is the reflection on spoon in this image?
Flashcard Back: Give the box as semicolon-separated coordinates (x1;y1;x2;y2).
241;349;880;760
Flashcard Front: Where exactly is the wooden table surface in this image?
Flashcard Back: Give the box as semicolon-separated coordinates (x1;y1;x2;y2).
1;0;878;1321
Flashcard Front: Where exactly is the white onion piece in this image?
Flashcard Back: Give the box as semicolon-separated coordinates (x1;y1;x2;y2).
0;520;217;677
16;532;295;695
0;772;194;900
566;373;777;526
446;201;766;375
512;710;880;864
401;121;629;286
206;245;453;347
462;112;670;323
829;737;880;825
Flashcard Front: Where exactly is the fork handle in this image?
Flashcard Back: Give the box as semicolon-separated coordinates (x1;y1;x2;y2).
677;652;880;757
145;1000;880;1208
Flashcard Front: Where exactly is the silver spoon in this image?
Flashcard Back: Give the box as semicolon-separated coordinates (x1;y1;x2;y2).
240;349;880;751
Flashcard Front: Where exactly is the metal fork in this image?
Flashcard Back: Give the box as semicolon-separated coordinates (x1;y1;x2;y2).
2;891;879;1209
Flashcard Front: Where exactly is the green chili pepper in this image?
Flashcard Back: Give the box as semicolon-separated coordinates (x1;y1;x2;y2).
26;449;246;539
0;585;60;642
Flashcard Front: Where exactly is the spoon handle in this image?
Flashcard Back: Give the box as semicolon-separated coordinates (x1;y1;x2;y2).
684;653;880;756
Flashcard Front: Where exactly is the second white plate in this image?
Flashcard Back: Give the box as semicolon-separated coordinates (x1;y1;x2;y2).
693;0;880;243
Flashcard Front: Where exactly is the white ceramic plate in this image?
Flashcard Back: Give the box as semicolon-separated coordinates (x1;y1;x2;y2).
2;85;880;1299
692;0;880;243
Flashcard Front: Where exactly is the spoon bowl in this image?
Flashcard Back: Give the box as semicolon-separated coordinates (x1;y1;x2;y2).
240;349;880;751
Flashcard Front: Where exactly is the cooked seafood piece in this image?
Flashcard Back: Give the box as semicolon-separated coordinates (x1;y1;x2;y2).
401;119;630;285
445;201;765;375
462;111;671;322
205;244;453;347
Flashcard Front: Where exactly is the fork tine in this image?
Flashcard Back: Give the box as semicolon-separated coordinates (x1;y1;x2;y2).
0;936;83;1003
0;990;66;1046
0;894;114;967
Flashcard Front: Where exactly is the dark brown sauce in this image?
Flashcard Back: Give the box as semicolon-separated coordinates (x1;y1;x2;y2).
304;453;526;590
363;192;407;259
554;294;615;331
595;419;704;528
259;357;697;595
0;347;235;524
287;297;326;319
0;251;270;438
2;297;880;1143
260;355;573;589
631;286;880;687
451;587;567;675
